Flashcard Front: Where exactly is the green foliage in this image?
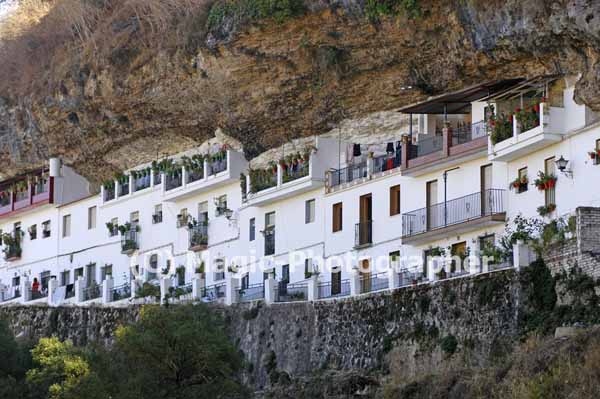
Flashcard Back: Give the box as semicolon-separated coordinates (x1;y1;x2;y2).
488;112;513;145
135;282;160;300
364;0;422;22
208;0;306;30
0;318;32;398
519;259;558;334
439;335;458;356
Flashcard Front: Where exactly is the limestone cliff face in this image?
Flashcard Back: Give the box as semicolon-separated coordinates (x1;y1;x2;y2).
1;0;600;180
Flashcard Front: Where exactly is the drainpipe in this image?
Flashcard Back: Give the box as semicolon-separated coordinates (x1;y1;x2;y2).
409;113;413;139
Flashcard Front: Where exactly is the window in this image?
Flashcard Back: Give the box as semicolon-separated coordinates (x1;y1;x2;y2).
62;215;71;237
389;250;401;269
130;211;140;227
331;269;342;295
101;264;112;281
60;270;70;287
198;202;209;224
88;206;97;229
42;220;51;238
304;258;313;279
595;139;600;165
153;204;163;224
281;264;290;283
28;224;37;240
389;185;401;216
177;208;188;228
109;217;118;237
305;199;315;224
264;212;276;256
74;267;84;280
332;202;343;232
241;274;249;290
249;218;256;241
517;167;528;193
215;195;228;217
215;259;225;281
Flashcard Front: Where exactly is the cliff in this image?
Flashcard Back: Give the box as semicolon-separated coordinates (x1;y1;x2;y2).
1;0;600;180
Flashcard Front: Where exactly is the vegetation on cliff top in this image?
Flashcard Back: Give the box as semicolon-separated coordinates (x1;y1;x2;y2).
0;304;247;399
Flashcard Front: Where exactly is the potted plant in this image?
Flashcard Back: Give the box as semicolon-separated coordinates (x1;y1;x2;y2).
195;261;206;278
509;175;528;192
537;203;557;217
534;171;557;191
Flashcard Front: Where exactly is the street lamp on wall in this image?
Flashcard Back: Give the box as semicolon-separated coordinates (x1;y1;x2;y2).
555;156;573;178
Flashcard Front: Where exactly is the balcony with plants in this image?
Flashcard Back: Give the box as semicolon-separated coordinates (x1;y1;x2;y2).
0;170;53;217
487;78;568;162
119;223;140;255
2;230;24;261
244;139;337;206
187;219;208;252
132;167;152;192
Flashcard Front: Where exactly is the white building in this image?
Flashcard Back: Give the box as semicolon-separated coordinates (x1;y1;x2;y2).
1;75;598;306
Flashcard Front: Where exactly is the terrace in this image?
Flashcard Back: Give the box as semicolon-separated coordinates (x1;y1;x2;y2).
487;76;572;162
0;170;54;218
244;137;338;206
398;79;523;177
188;223;208;252
401;189;507;245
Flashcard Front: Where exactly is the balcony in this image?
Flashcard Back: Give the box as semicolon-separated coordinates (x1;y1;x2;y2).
188;223;208;252
402;189;507;245
245;138;338;206
162;150;247;202
121;230;139;255
354;221;373;249
401;122;488;177
0;175;54;219
488;102;565;162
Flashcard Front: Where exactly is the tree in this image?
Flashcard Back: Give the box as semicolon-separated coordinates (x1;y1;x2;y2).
0;318;31;398
113;304;247;399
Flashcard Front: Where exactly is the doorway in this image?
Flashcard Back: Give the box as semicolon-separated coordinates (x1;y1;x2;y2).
426;180;438;230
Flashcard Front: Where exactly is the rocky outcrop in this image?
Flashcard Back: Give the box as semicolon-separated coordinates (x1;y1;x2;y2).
1;0;600;180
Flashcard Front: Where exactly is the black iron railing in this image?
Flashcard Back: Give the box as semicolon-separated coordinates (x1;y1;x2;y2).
188;224;208;249
354;221;373;248
165;173;183;191
329;162;368;188
317;279;350;299
119;181;130;196
282;162;309;184
111;283;131;301
104;187;115;201
1;289;21;302
209;159;227;176
27;287;47;301
201;283;226;302
264;229;275;256
372;153;401;173
275;281;308;302
398;270;427;287
410;134;443;159
187;168;204;184
121;230;139;253
82;284;101;302
360;272;389;294
402;189;506;237
238;283;265;302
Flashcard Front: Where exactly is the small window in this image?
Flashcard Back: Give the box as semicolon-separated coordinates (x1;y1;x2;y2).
304;258;312;279
215;259;225;281
74;267;84;280
389;250;401;267
177;208;188;228
249;218;256;241
153;204;163;224
241;274;249;290
88;206;97;229
42;220;51;238
130;211;140;226
215;195;228;217
305;199;315;224
332;202;343;232
62;215;71;237
281;264;290;283
390;185;401;216
28;225;37;240
109;217;118;237
517;167;528;193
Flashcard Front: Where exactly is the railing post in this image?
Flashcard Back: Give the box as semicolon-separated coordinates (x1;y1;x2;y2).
276;164;283;187
74;276;84;303
350;269;361;297
181;166;188;188
203;159;209;180
367;152;374;178
128;174;134;195
114;179;120;199
225;273;238;305
401;135;409;169
264;277;277;304
307;275;319;301
130;279;139;299
388;261;400;290
442;124;452;157
102;276;113;304
47;277;58;306
160;277;172;305
20;277;30;304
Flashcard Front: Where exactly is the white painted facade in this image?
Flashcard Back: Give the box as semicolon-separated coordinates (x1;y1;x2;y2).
1;76;599;306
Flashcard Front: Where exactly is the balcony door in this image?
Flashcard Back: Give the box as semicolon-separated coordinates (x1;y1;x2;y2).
481;164;492;215
264;212;275;256
545;157;556;207
358;194;372;245
198;202;208;225
359;259;371;293
426;180;438;230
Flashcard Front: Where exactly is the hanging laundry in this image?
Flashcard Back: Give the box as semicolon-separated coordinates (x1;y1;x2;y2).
386;142;394;153
353;143;362;157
